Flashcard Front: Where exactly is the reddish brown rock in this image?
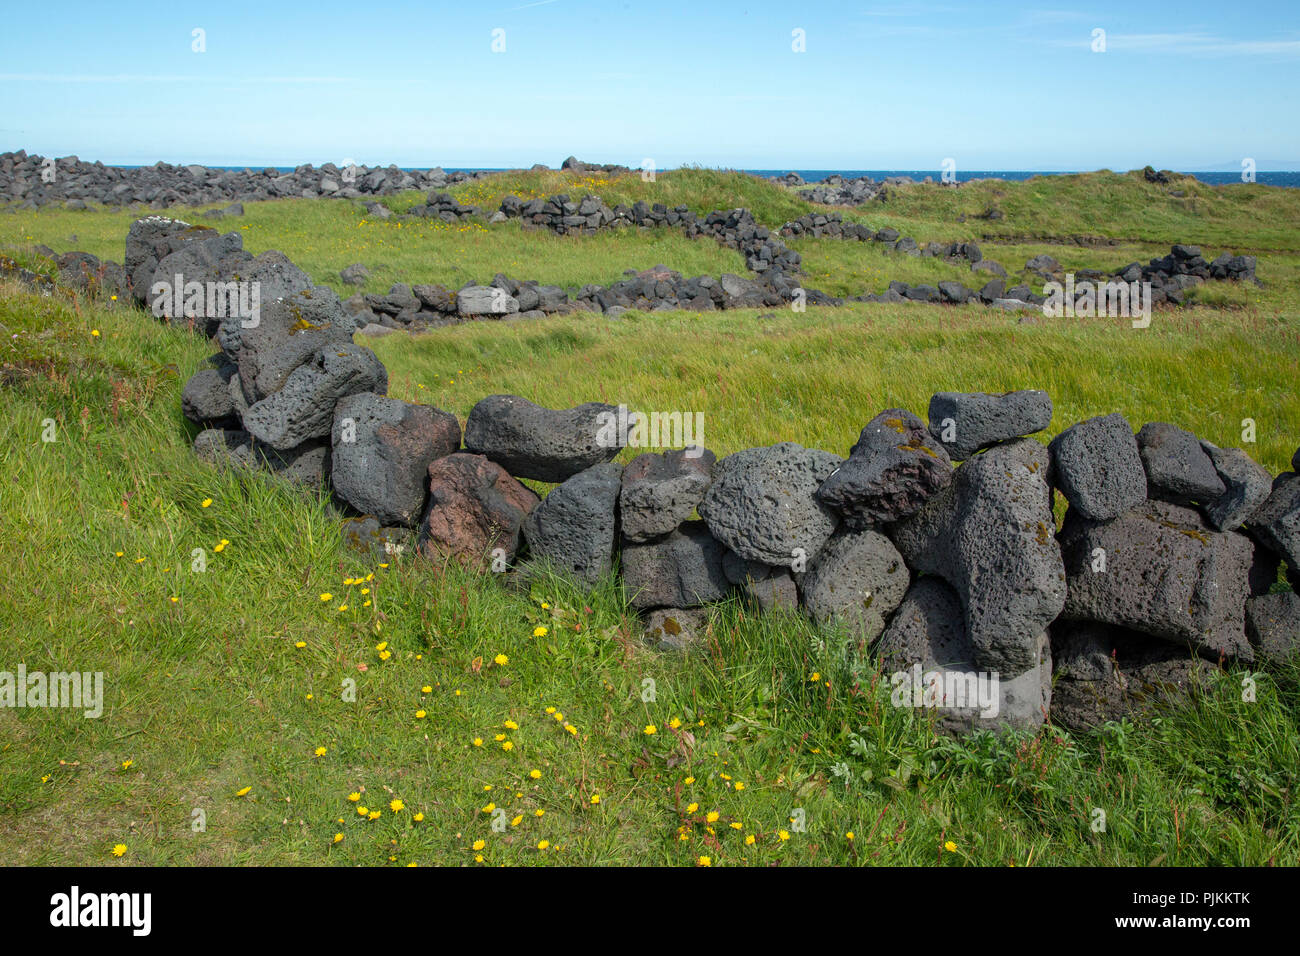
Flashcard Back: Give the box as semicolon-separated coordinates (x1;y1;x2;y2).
418;453;539;568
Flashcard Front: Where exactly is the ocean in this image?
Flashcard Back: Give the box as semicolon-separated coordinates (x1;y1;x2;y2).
138;166;1300;188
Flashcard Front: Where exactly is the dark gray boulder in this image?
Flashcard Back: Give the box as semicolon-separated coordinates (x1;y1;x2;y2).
619;447;716;542
1245;592;1300;664
1048;412;1147;521
463;394;621;483
1058;499;1254;661
621;520;730;611
801;528;909;644
927;390;1053;460
815;409;952;527
522;462;623;586
1135;422;1225;505
698;442;842;567
181;365;238;424
242;342;388;450
887;438;1066;675
1049;620;1217;731
193;427;257;469
876;577;1051;733
330;393;462;527
1250;472;1300;569
1199;441;1273;530
721;551;799;612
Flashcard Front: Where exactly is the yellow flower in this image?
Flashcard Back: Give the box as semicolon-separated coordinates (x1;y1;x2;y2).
368;810;381;820
510;815;522;827
413;812;424;822
332;833;344;844
481;803;495;813
111;844;127;857
235;786;252;797
121;760;132;769
378;650;391;661
295;641;306;648
668;717;682;729
533;626;548;637
529;769;541;779
474;854;483;863
540;602;550;610
686;802;698;813
745;834;756;846
347;792;361;802
200;498;213;508
473;738;483;747
472;839;485;851
590;794;601;805
357;806;369;816
810;672;821;682
504;719;519;730
421;685;432;694
697;855;711;867
684;776;695;785
494;653;509;666
337;604;348;612
537;840;549;850
644;725;657;735
730;822;743;830
375;641;388;651
545;706;556;714
706;811;719;823
91;329;100;337
534;809;545;817
734;782;745;792
501;741;513;751
779;830;791;841
319;593;332;602
314;746;327;757
494;733;506;742
945;841;957;853
390;799;404;812
415;710;426;719
564;724;577;736
213;541;226;553
846;832;855;841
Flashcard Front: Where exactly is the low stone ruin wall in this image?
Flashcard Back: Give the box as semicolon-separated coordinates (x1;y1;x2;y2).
162;215;1298;737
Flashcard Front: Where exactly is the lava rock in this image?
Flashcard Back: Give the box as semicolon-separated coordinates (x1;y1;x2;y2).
1048;412;1147;521
698;442;842;568
418;453;539;568
1058;499;1255;661
801;528;910;644
815;409;952;527
927;390;1053;460
463;394;621;483
522;463;623;586
1135;422;1226;505
621;520;731;611
619;447;716;542
331;393;462;527
887;438;1066;675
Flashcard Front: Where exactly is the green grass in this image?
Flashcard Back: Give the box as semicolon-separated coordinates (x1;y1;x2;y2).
1;167;1299;866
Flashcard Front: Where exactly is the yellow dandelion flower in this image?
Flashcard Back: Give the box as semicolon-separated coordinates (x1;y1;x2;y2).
529;769;542;779
779;830;791;841
945;841;957;853
473;737;483;747
368;810;381;820
481;802;495;813
706;811;719;823
421;685;433;694
668;717;682;729
494;653;508;666
504;719;519;730
501;741;513;751
472;839;485;851
378;650;391;661
390;799;404;812
314;746;327;757
537;840;549;850
510;815;522;827
413;812;424;822
347;792;361;802
201;498;213;508
235;786;252;797
846;832;855;841
686;802;698;813
533;626;548;637
644;725;657;735
319;593;332;602
121;760;132;769
295;640;306;648
111;844;127;857
745;834;756;845
697;855;711;867
332;833;343;844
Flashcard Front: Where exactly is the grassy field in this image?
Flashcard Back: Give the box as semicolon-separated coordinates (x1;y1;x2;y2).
1;169;1298;866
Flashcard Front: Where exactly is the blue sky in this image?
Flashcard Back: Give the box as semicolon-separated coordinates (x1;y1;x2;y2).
2;0;1297;170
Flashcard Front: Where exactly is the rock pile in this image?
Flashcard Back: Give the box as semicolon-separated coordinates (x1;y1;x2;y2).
0;151;494;209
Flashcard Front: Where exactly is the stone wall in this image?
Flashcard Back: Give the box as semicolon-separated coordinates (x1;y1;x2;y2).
160;215;1296;738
